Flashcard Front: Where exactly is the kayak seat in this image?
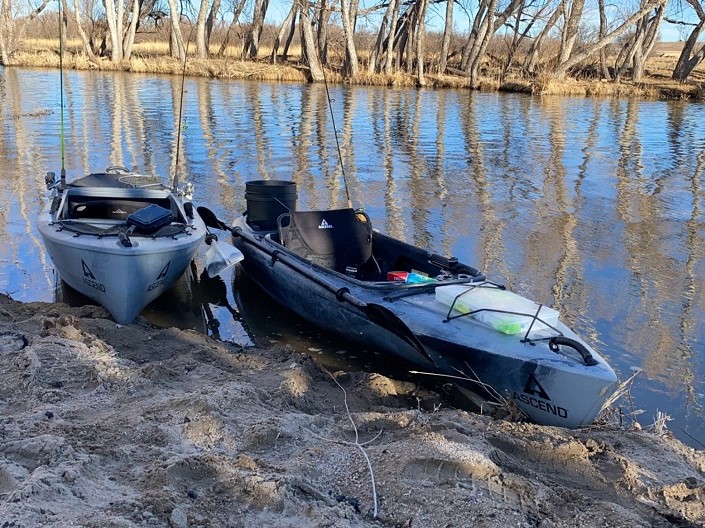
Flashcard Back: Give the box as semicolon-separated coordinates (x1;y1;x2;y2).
67;198;169;220
278;208;373;273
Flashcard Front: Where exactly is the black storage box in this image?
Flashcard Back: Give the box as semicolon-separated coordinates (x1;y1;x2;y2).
127;204;174;234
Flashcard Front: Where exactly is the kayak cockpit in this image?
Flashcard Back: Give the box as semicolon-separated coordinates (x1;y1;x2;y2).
272;208;485;283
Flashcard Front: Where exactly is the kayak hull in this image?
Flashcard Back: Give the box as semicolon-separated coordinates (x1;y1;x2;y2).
231;215;618;428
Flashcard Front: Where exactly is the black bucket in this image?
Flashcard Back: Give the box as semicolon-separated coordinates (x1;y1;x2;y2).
245;180;297;230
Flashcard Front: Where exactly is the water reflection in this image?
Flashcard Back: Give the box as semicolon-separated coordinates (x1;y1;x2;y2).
2;68;704;446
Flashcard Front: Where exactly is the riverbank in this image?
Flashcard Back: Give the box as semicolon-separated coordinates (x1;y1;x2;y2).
1;293;704;527
8;43;705;101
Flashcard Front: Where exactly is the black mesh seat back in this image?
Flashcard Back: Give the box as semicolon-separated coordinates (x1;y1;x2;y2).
279;208;372;272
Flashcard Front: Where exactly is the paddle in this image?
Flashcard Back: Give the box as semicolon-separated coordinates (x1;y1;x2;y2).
196;206;436;366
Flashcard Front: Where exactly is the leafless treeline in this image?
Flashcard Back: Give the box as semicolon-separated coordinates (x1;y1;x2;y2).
2;0;705;84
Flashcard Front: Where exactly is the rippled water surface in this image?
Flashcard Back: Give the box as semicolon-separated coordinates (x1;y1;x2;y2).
2;67;704;445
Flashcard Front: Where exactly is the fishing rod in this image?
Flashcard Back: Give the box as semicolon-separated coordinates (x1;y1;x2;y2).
172;36;189;194
172;9;199;195
320;57;353;209
57;0;66;189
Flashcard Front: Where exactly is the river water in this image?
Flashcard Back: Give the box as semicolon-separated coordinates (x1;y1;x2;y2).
1;67;703;445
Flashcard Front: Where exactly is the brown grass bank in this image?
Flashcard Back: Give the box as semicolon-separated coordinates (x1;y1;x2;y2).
8;41;705;100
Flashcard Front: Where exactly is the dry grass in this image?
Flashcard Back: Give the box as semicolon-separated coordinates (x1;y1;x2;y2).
8;38;705;100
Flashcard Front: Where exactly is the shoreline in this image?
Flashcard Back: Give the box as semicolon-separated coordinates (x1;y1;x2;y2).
1;293;704;526
7;48;705;101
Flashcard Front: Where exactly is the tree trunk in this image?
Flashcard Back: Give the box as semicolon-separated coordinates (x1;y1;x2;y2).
638;5;663;71
438;0;453;74
598;0;611;79
195;0;209;59
415;0;428;85
282;5;298;59
0;0;10;65
466;0;497;85
122;0;140;60
368;0;395;73
206;0;220;44
72;0;97;61
166;0;186;61
315;0;330;65
59;0;67;55
460;1;487;71
525;4;561;74
672;0;705;82
632;6;664;82
672;19;705;81
242;0;270;59
383;0;401;74
271;0;297;63
340;0;358;76
556;0;585;70
404;7;416;74
104;0;122;61
298;0;324;82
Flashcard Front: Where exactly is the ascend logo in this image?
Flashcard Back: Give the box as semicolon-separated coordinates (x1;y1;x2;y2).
146;261;171;292
523;373;550;400
80;260;106;292
513;373;569;419
318;219;333;229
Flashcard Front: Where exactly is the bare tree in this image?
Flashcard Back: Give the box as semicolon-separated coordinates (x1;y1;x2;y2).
122;0;140;60
0;0;9;64
72;0;98;61
500;0;551;81
103;0;124;61
0;0;52;64
598;0;611;79
340;0;359;76
242;0;270;59
166;0;186;61
614;2;664;82
195;0;210;58
556;0;585;69
550;0;666;78
368;0;395;73
438;0;453;74
415;0;428;85
384;0;401;74
206;0;220;44
271;0;298;63
315;0;331;65
465;0;498;85
298;0;324;81
217;0;247;57
671;0;705;81
524;1;561;73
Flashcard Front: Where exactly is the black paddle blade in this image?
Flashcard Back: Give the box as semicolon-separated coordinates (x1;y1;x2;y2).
363;303;436;367
197;206;230;232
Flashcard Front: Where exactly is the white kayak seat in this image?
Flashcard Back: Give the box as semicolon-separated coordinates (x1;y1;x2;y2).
277;208;373;273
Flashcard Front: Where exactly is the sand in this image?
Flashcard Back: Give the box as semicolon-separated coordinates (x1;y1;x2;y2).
1;293;704;527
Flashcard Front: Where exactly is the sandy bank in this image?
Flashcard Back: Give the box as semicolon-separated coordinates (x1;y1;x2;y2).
1;294;703;527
